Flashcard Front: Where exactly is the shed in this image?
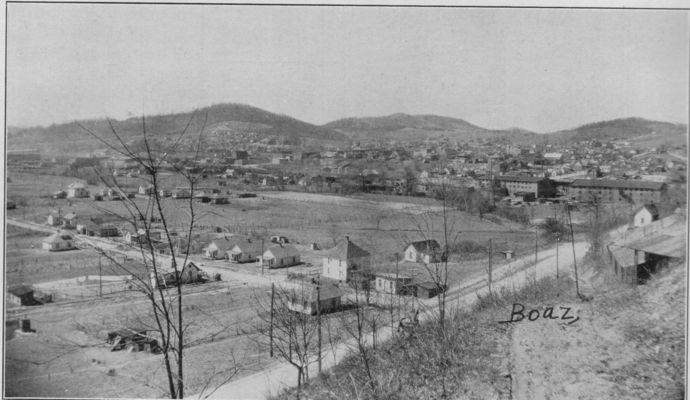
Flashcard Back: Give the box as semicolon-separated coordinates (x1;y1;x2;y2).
7;285;36;306
412;281;447;299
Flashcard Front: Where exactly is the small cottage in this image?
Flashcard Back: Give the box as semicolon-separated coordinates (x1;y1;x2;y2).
287;284;343;315
404;240;444;264
633;204;660;228
62;212;78;229
42;232;77;251
46;213;62;226
7;285;36;306
262;244;301;269
204;236;242;259
67;182;89;198
375;273;412;295
230;241;264;263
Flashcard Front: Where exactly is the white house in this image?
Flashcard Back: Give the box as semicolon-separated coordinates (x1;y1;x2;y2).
287;284;343;315
262;245;301;269
67;182;89;198
633;204;659;228
230;241;263;263
204;237;236;260
322;237;371;282
42;231;77;251
404;239;443;264
375;273;412;295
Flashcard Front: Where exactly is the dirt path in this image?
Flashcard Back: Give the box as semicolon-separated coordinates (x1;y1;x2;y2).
197;240;589;399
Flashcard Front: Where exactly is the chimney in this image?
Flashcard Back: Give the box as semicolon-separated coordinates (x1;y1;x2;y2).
345;235;350;242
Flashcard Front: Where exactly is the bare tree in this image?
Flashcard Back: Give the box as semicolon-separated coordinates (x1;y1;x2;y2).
252;284;320;388
77;113;209;398
406;179;458;329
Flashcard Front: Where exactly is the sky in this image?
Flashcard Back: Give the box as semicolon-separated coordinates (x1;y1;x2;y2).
5;4;689;132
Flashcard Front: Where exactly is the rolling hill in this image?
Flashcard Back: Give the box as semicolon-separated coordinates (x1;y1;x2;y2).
548;117;687;144
7;103;349;154
323;113;537;143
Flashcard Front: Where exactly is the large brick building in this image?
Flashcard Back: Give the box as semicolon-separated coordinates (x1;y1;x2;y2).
569;179;666;204
492;175;557;199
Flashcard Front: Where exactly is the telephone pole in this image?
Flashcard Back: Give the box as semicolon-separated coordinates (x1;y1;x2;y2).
488;238;493;294
566;203;581;297
269;283;275;357
316;282;322;374
261;238;265;275
99;256;102;298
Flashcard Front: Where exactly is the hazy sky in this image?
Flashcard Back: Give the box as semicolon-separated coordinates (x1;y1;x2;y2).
6;4;689;132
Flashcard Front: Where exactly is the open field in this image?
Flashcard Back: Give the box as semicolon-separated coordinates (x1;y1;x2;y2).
5;169;569;397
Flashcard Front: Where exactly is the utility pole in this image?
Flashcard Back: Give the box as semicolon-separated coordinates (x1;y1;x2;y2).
488;238;493;295
556;235;560;279
316;282;322;375
269;282;275;357
566;203;581;297
261;238;265;275
489;157;495;207
534;218;539;279
99;256;102;298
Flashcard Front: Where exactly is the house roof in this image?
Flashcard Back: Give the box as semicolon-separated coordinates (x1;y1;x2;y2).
265;244;300;259
375;272;412;280
8;285;33;296
408;239;441;253
294;284;343;301
413;281;443;291
231;241;264;254
325;239;370;260
634;204;659;218
209;236;243;253
608;244;636;268
570;179;666;190
625;234;686;259
68;182;85;189
43;232;74;243
63;212;77;220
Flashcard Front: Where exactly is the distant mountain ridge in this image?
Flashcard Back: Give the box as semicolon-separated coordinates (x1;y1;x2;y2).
322;113;686;145
324;113;489;133
548;117;687;143
8;103;349;153
7;104;686;154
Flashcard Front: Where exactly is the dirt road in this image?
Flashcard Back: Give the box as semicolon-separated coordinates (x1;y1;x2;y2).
197;240;589;400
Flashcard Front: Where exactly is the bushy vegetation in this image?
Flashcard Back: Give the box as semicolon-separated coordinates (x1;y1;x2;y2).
274;275;578;400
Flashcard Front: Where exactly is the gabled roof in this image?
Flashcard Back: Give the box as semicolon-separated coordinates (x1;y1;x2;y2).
63;212;77;220
625;234;686;259
408;239;441;253
325;239;370;261
43;232;74;243
635;204;659;218
265;244;300;259
8;285;34;296
231;241;264;254
294;284;343;301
